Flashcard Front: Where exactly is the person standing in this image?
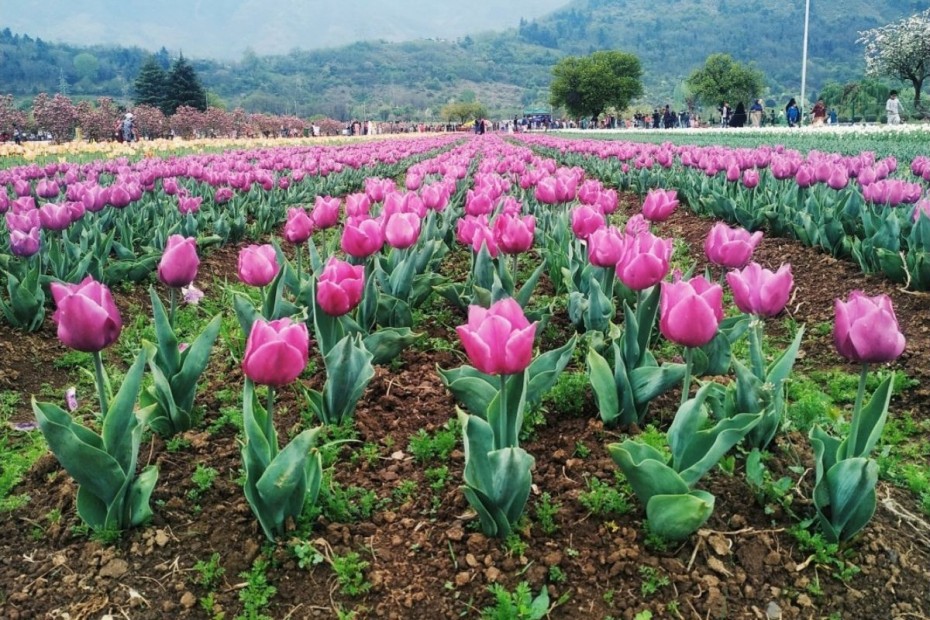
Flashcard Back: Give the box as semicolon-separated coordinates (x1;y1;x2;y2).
811;99;827;126
749;99;764;127
785;98;800;127
121;113;137;142
720;101;731;128
886;90;904;125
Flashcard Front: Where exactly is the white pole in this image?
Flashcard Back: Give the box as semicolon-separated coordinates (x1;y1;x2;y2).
800;0;811;125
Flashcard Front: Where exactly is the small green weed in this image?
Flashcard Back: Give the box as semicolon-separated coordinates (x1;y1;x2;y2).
193;552;226;589
534;492;561;535
547;565;567;583
235;555;276;620
188;464;219;501
639;565;670;597
331;551;371;597
579;476;630;517
480;581;549;620
408;420;459;464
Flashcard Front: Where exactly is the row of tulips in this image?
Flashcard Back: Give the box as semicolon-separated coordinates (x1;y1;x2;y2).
516;133;930;290
0;136;463;331
13;133;908;548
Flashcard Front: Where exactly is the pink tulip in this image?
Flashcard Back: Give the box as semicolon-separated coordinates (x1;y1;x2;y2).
625;214;650;236
913;199;930;223
456;215;485;246
493;213;535;255
465;189;494;216
704;222;763;269
158;235;200;288
12;179;31;197
317;257;365;316
9;227;41;257
742;170;760;189
383;211;421;249
237;244;280;287
50;276;122;352
311;195;341;229
36;178;60;199
659;275;723;348
178;195;202;215
615;231;673;291
834;291;905;364
81;185;110;213
214;187;234;204
595;188;619;214
826;167;849;190
587;226;625;268
242;318;309;386
38;202;72;231
534;176;560;204
641;188;679;222
345;192;371;218
420;183;449;211
571;204;605;240
726;263;793;317
284;207;314;244
470;222;500;258
107;184;132;208
456;298;537;375
577;180;602;205
341;217;384;258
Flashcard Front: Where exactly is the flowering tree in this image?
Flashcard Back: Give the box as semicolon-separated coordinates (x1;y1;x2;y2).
32;93;79;143
169;105;206;138
0;95;28;136
201;106;234;138
131;104;169;139
76;97;121;142
859;9;930;115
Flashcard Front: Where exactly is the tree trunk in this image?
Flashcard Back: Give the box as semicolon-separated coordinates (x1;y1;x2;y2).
912;77;924;118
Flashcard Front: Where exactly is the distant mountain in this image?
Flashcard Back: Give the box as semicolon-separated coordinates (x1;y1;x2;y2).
2;0;928;119
0;0;568;59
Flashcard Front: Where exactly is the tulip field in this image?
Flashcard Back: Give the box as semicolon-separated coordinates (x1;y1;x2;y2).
1;131;929;619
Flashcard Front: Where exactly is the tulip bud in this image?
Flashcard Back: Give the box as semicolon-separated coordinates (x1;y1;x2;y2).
341;216;384;258
237;244;280;287
659;275;722;348
242;318;310;386
158;235;200;288
641;188;679;222
834;291;905;364
726;263;793;317
283;207;314;244
317;258;365;316
50;276;122;352
456;298;537;375
704;222;763;269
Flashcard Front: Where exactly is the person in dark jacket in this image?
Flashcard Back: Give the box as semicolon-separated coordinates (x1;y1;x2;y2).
728;102;747;128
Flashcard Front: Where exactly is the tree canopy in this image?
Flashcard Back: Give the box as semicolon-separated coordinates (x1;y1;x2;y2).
858;9;930;113
164;54;207;114
440;101;487;124
133;55;168;112
549;50;643;121
685;53;765;111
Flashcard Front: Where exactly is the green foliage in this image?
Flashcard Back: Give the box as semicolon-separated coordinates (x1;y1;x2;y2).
164;54;207;114
549;50;643;120
331;551;372;597
685;53;765;109
481;581;549;620
638;565;670;597
236;556;276;620
133;55;168;111
192;552;226;589
188;464;219;501
407;421;459;464
578;476;631;517
535;492;561;535
441;101;488;124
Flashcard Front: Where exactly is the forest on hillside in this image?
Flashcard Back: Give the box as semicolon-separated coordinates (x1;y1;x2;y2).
1;0;927;120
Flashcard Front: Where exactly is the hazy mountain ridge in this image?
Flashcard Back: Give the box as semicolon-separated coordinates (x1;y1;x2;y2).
2;0;928;119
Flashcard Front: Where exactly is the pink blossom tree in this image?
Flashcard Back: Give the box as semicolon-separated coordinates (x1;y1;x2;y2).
32;93;79;143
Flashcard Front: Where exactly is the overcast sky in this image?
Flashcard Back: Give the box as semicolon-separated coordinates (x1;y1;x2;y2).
3;0;569;59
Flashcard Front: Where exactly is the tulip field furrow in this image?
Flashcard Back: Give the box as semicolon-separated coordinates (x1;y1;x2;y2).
1;132;928;619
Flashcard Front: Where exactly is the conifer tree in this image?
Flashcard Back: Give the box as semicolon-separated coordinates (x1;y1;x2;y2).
133;55;168;112
165;54;207;114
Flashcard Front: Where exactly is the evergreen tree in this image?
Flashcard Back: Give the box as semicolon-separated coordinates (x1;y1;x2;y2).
133;55;168;111
165;54;207;114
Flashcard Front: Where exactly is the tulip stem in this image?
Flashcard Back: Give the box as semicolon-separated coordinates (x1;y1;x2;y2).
169;287;177;329
93;351;109;418
267;386;276;423
681;347;694;406
511;254;519;292
749;317;765;378
295;247;303;293
498;374;511;449
848;363;869;452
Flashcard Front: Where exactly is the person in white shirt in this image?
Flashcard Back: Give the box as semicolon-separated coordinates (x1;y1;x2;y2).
886;90;903;125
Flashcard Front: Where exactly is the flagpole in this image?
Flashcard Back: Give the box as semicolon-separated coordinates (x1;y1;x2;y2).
799;0;811;125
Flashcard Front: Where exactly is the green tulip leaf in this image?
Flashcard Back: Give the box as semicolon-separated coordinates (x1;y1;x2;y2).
645;490;715;542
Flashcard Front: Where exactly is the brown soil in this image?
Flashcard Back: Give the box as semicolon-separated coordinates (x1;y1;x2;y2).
1;196;929;620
